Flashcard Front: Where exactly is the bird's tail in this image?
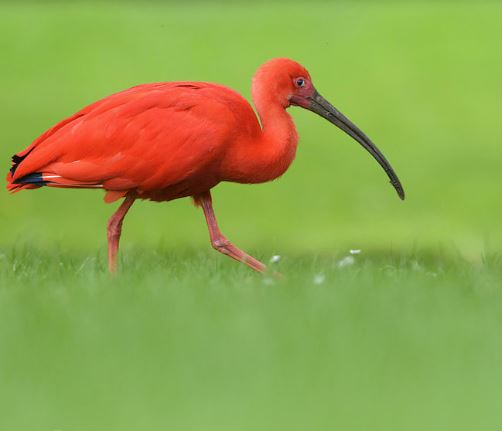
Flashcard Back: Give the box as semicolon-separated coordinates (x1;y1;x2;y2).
7;172;47;193
7;169;125;203
6;148;40;193
6;148;126;203
7;147;106;192
8;172;103;190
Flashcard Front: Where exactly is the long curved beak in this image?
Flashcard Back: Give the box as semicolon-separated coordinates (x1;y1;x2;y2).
305;90;405;200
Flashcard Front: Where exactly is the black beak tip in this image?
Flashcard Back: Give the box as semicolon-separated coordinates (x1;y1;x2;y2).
393;182;405;200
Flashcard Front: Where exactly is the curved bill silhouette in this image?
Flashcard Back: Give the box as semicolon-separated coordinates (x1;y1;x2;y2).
306;90;405;200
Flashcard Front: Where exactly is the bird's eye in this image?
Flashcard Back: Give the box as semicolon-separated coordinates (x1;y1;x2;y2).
295;78;306;88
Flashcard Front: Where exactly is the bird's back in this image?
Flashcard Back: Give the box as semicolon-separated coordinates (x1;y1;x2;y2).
7;82;261;202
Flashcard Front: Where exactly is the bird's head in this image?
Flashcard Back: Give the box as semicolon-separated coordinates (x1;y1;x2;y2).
252;58;405;200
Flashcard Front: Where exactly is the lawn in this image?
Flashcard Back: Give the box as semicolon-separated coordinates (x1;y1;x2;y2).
1;1;502;430
2;250;502;430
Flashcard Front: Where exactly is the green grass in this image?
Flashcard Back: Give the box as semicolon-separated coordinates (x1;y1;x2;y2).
2;249;502;430
2;1;502;429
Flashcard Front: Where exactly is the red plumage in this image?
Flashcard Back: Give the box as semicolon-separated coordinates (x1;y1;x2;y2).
7;81;268;202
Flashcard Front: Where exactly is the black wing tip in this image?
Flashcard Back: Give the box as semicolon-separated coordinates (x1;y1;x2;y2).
10;149;34;176
10;154;22;176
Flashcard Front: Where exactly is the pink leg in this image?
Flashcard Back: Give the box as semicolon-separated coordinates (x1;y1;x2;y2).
196;191;266;273
107;195;135;273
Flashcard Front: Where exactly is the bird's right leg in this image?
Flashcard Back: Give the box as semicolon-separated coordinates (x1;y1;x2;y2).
107;194;135;273
196;191;267;273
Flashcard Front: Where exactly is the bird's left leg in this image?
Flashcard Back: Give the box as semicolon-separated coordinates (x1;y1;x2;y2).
107;194;135;273
195;191;267;273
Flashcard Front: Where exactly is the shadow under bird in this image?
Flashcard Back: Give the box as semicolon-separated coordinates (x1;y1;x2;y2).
6;58;405;273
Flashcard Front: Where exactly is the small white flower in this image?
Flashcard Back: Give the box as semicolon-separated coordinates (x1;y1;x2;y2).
313;273;326;285
270;255;281;264
337;255;355;268
350;249;361;255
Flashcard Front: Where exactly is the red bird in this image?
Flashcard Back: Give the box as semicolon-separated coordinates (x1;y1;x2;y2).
6;58;404;273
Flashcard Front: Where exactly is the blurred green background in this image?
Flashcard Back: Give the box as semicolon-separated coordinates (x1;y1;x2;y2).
2;0;501;258
2;2;502;431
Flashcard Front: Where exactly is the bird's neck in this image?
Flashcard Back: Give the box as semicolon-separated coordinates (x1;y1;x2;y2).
259;101;299;175
258;100;297;143
223;98;299;184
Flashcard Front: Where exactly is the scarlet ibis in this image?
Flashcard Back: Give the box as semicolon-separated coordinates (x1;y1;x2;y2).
6;58;404;273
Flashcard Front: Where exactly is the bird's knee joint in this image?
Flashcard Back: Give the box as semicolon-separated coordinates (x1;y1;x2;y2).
212;238;230;251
